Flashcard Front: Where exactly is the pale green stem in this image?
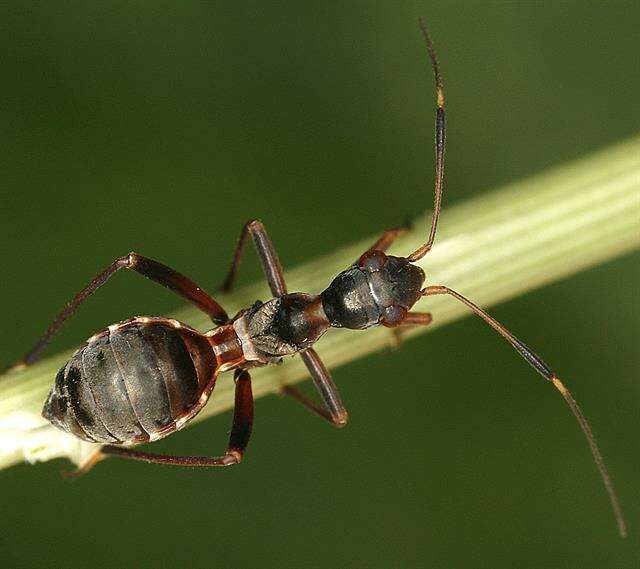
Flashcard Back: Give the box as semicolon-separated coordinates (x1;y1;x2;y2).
1;136;639;470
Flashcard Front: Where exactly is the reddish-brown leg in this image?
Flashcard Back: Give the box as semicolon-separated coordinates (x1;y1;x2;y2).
364;224;410;255
282;348;348;427
10;252;228;369
399;311;433;326
219;219;287;296
100;369;254;468
63;448;107;479
390;311;433;348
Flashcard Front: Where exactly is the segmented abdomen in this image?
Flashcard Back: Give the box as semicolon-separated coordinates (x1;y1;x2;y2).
43;317;217;444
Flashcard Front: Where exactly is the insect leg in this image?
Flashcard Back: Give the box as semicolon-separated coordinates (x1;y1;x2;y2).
399;311;433;326
101;368;253;467
282;348;348;427
11;252;228;369
364;224;410;255
386;311;433;349
219;219;287;296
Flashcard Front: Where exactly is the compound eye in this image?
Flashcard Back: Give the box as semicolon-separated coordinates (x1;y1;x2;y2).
382;305;407;327
357;250;387;272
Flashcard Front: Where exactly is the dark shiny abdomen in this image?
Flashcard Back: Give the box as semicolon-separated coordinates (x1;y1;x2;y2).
43;318;217;444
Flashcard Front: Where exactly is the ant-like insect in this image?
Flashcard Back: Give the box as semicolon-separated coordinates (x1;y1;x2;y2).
7;20;626;537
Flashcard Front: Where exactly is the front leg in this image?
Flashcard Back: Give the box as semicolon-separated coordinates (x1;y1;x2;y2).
219;219;288;297
365;226;406;254
385;311;433;349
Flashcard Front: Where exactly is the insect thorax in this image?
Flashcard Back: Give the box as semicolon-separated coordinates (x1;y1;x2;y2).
238;294;330;360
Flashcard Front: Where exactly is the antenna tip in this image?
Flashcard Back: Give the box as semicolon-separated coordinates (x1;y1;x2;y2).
417;17;431;37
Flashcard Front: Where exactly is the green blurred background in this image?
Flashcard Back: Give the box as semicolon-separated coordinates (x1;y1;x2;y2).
1;2;638;568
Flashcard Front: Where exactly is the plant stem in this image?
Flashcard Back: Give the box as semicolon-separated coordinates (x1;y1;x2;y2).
1;136;639;470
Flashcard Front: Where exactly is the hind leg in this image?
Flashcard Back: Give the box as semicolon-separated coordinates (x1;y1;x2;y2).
9;252;228;370
100;369;253;468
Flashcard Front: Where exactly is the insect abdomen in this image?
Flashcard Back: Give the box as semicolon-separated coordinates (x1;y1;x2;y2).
43;318;217;444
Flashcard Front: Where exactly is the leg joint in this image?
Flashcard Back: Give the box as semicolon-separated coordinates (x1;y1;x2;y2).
126;251;140;267
246;218;264;232
223;449;243;465
115;252;139;270
332;411;349;428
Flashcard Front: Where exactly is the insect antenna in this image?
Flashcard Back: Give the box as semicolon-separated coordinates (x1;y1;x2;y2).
422;285;628;538
551;376;627;538
407;18;446;262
